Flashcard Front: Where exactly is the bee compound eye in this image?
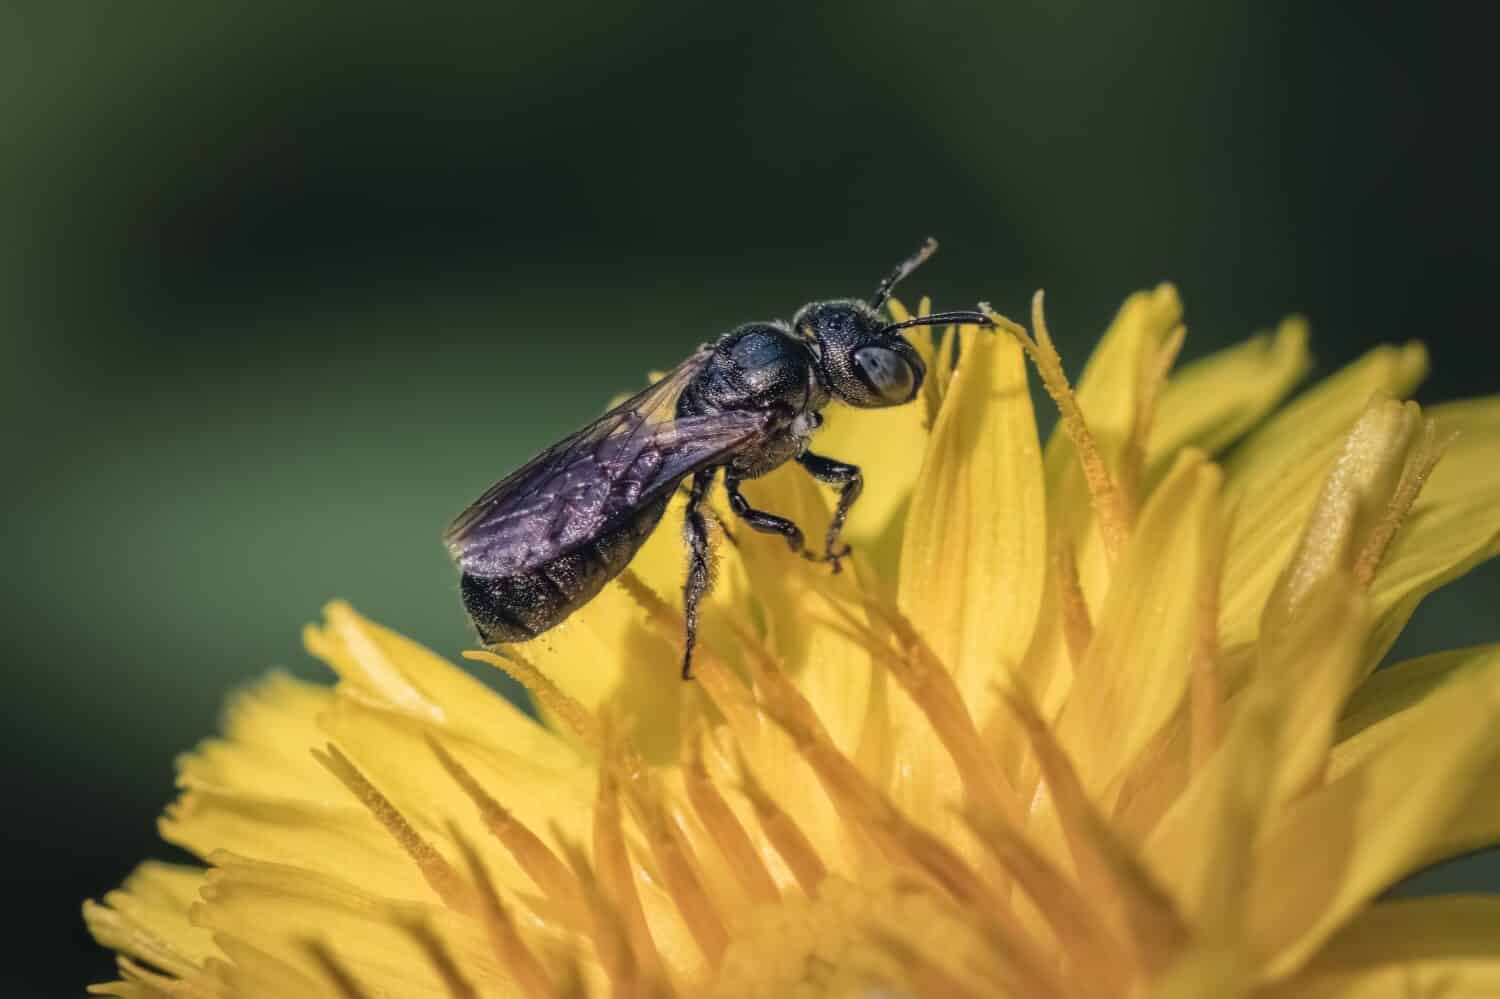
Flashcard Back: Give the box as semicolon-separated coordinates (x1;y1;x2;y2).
852;345;916;404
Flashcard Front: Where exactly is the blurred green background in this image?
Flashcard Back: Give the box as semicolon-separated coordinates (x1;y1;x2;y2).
1;0;1490;991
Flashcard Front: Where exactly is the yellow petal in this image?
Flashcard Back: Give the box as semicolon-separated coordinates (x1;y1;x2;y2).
1298;895;1500;977
175;672;337;798
1424;397;1500;499
961;805;1133;992
1149;946;1255;999
84;863;217;980
1263;963;1500;999
589;748;696;989
898;326;1046;722
1257;573;1370;801
514;567;684;762
1147;317;1311;481
1058;450;1223;792
1049;284;1184;463
612;558;860;876
732;464;875;757
879;325;1044;826
190;854;506;999
316;692;596;900
1006;692;1190;978
306;603;574;769
162;782;434;904
1333;645;1500;776
85;983;168;999
163;680;442;901
1043;283;1183;600
1003;542;1083;725
712;875;1021;999
692;468;879;874
1418;761;1500;878
1249;655;1500;978
1220;343;1428;647
1259;396;1418;640
1141;679;1277;931
214;936;343;998
1146;576;1367;918
91;957;204;998
1227;341;1428;486
1332;645;1500;871
1366;396;1500;661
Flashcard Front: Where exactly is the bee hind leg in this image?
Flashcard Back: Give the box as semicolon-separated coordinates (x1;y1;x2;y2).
681;469;717;680
724;476;806;554
796;452;863;573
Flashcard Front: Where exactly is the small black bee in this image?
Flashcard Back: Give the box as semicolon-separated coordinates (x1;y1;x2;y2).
445;239;992;678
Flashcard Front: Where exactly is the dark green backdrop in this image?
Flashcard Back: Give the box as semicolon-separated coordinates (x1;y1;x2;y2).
1;1;1490;992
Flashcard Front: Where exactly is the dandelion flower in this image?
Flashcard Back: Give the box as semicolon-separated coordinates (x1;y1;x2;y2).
85;285;1500;997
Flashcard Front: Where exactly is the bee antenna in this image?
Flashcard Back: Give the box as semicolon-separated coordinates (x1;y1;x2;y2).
870;237;940;310
880;309;995;336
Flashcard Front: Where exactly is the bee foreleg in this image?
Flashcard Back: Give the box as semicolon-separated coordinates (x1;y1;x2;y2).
724;476;806;554
681;468;717;681
796;452;863;573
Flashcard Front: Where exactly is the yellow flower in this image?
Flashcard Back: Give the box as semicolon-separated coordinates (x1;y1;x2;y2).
85;286;1500;998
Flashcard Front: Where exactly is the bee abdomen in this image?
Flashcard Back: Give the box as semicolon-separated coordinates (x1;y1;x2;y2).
459;494;670;645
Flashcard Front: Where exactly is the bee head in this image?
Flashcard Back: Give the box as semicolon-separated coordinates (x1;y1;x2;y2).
794;238;994;409
795;300;925;408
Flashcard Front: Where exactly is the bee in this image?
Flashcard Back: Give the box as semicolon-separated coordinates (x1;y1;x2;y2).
445;239;992;678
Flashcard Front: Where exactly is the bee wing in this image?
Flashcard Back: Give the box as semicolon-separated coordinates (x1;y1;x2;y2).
445;346;766;577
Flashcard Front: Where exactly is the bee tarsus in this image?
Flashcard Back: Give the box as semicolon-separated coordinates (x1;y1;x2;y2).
797;451;862;573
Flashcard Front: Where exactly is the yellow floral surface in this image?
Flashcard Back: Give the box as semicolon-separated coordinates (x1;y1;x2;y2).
86;287;1500;997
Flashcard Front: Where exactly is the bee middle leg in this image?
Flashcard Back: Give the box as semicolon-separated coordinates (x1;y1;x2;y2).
681;468;717;680
796;451;863;573
723;475;806;554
